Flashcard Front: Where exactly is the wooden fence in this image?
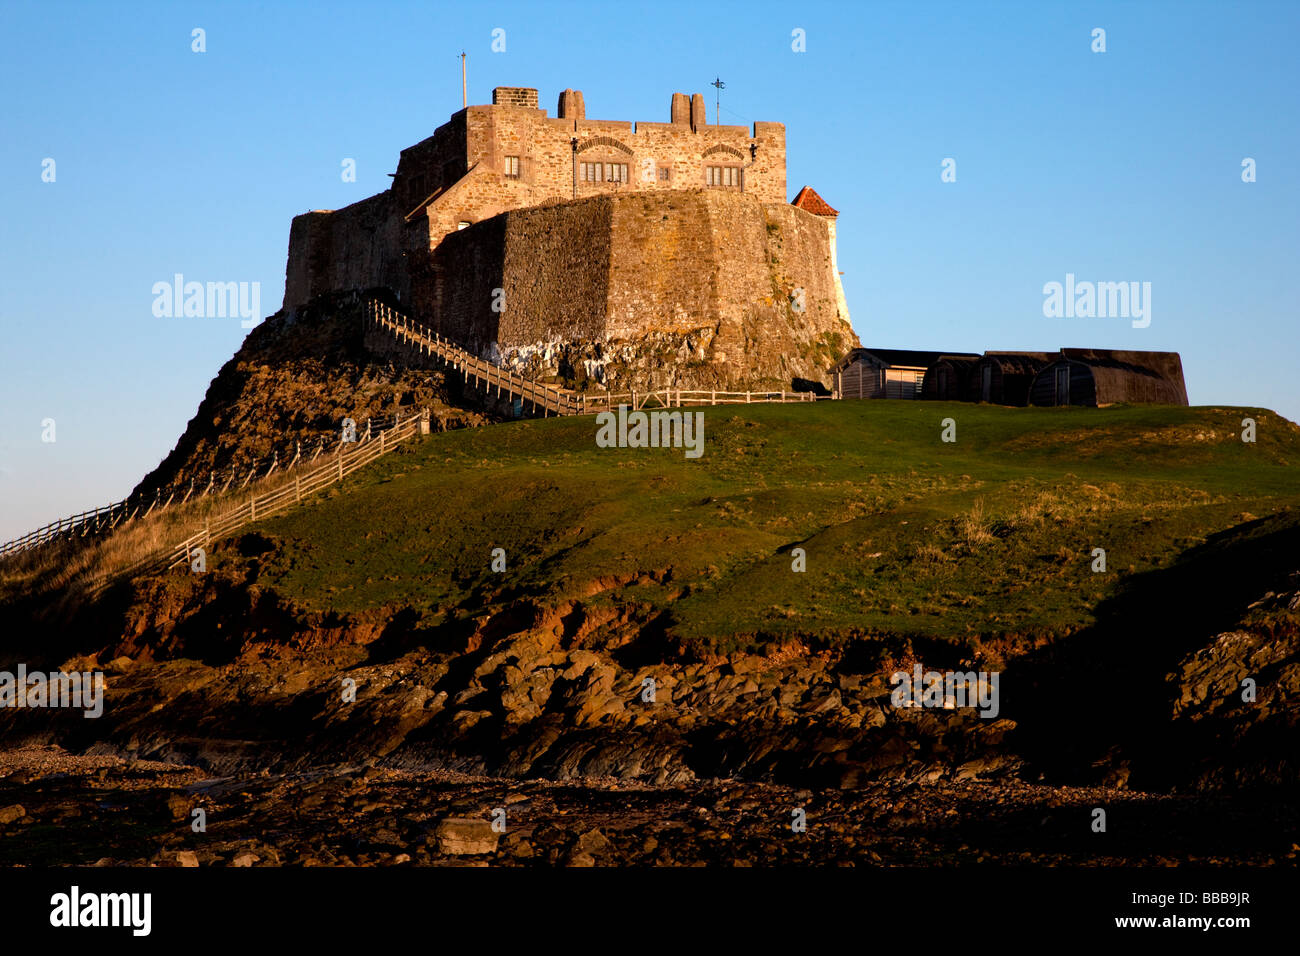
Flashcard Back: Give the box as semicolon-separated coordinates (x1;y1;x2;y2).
5;295;829;563
1;411;423;563
90;410;428;590
367;298;829;416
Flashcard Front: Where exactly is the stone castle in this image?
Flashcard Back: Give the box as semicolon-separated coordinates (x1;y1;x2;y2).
282;85;857;390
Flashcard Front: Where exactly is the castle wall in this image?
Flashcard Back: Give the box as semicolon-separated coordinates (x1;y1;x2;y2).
603;191;723;339
705;196;849;378
280;86;818;386
388;90;786;243
425;189;856;390
430;197;612;353
447;105;785;208
283;192;403;311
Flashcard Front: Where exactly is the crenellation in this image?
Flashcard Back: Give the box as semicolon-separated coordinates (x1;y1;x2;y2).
280;82;842;389
491;86;539;109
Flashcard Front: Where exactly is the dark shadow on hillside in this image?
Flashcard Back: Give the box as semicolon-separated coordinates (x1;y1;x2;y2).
1002;511;1300;791
878;791;1297;861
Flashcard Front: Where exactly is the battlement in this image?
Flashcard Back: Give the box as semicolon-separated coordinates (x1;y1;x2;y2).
491;86;538;109
278;83;843;357
390;86;786;239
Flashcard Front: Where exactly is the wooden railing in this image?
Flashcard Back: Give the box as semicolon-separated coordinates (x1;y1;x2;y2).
367;298;829;416
1;411;422;562
368;299;582;417
586;388;823;410
5;296;829;564
0;498;136;557
89;410;429;590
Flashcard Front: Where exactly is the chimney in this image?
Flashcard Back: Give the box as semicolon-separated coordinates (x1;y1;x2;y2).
492;87;539;109
690;93;706;131
670;92;689;125
557;88;585;120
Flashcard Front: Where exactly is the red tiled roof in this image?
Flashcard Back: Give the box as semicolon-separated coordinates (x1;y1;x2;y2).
791;186;838;217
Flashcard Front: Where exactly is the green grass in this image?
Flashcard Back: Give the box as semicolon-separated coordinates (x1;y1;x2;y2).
205;400;1300;658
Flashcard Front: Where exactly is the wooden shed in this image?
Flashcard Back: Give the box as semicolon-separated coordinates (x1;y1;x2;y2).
921;355;982;401
1029;349;1189;407
831;348;979;400
969;351;1058;406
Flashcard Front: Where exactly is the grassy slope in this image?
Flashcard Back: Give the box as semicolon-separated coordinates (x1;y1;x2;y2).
217;401;1300;659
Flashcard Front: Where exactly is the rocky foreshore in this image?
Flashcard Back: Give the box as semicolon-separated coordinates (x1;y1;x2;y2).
1;746;1294;867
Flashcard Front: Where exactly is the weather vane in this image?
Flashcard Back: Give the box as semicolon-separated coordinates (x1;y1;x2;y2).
710;77;725;125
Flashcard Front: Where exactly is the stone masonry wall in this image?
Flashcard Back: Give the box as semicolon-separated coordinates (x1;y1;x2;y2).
278;86;828;390
285;96;789;315
429;198;612;355
283;192;403;311
424;189;857;391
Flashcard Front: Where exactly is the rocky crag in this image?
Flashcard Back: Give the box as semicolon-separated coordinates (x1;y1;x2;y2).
133;292;490;498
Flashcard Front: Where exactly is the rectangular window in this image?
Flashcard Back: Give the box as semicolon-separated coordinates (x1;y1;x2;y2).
706;165;742;188
409;173;427;203
581;162;628;184
657;166;671;182
504;155;521;179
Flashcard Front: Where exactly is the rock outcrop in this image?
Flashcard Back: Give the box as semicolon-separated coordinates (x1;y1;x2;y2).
132;292;486;498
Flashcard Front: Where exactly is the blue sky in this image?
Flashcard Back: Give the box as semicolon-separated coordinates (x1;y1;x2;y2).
1;0;1297;540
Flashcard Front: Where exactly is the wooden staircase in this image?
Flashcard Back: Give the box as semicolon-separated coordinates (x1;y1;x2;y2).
367;298;585;417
